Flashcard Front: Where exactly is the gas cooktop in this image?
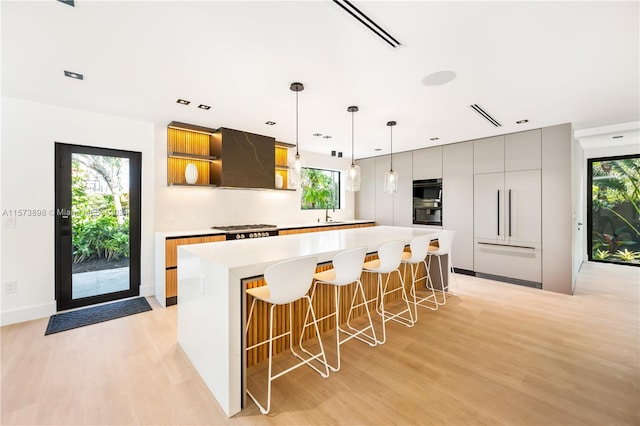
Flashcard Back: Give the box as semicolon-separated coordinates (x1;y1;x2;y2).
212;224;277;232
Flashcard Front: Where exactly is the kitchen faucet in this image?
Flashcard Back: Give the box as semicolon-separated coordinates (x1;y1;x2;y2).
325;204;335;222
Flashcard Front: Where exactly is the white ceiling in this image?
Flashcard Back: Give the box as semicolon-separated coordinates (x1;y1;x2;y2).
2;1;639;159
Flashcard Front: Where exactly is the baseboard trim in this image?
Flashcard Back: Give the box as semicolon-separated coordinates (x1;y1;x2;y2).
1;302;57;326
475;272;542;289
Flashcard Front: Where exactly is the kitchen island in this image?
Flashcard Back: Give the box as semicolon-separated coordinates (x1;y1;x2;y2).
177;225;441;416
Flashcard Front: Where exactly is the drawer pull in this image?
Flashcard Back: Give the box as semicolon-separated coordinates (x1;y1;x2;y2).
478;242;536;250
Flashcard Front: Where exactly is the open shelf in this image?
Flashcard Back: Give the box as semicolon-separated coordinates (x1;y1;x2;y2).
169;182;218;188
168;151;218;162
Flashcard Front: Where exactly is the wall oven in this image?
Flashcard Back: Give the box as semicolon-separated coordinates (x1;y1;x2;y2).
413;178;442;226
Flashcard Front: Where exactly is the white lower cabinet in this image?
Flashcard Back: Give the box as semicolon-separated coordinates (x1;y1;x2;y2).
473;169;542;284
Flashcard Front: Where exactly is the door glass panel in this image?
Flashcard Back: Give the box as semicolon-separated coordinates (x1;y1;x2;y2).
589;155;640;266
71;153;130;299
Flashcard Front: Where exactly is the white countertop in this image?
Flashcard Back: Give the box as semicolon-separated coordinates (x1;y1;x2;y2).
156;219;375;238
180;225;438;279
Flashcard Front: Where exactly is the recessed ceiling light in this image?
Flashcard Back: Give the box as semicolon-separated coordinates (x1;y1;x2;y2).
176;99;190;105
313;133;323;137
430;137;439;141
516;119;529;124
323;135;332;139
64;70;83;80
265;121;276;125
612;135;624;139
198;104;211;110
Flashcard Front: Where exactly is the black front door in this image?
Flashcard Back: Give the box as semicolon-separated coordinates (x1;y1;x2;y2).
54;143;142;311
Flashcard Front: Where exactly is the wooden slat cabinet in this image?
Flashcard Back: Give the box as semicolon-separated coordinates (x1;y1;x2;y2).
164;234;225;305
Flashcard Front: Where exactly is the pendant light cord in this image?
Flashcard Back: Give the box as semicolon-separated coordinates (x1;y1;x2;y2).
390;125;394;172
295;90;299;156
351;110;355;166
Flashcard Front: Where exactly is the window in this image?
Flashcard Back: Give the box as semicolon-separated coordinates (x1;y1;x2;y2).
588;154;640;266
300;167;341;210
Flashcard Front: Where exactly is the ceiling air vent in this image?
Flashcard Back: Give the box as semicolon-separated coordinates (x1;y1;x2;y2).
470;104;502;127
333;0;401;48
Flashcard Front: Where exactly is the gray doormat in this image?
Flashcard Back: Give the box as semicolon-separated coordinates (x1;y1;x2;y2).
45;297;152;335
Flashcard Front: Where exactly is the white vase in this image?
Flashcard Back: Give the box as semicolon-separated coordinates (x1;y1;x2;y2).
275;173;283;189
185;163;198;184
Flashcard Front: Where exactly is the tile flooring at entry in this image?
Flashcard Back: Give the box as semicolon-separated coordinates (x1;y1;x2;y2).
72;267;129;299
1;262;638;425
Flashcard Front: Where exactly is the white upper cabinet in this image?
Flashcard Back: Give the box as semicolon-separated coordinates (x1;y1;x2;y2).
393;151;413;227
412;146;442;180
474;130;542;174
375;155;394;226
473;136;504;174
505;129;541;171
354;157;376;220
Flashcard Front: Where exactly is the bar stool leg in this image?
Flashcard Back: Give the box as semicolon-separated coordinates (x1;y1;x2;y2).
293;295;330;378
344;280;377;347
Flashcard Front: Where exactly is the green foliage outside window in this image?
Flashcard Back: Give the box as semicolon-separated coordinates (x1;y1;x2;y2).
72;157;130;263
591;156;640;264
301;168;340;210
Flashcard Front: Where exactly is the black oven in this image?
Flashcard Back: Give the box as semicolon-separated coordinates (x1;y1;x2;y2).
413;178;442;226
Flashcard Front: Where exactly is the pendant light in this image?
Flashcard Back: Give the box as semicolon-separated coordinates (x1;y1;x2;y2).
289;82;304;189
383;120;398;194
346;105;361;192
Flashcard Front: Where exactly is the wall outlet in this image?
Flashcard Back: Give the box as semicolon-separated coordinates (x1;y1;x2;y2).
2;216;16;228
191;211;199;221
3;281;17;295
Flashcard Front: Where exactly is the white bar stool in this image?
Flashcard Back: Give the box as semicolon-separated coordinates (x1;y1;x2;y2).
245;255;329;414
401;235;438;321
301;246;376;372
427;230;459;305
362;240;414;345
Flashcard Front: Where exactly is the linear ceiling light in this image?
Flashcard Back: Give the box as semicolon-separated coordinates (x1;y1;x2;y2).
333;0;401;48
469;104;501;127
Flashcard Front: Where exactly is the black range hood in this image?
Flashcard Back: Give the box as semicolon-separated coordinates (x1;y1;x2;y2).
211;127;276;190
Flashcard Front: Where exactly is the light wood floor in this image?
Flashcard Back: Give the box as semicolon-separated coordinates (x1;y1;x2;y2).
2;262;638;425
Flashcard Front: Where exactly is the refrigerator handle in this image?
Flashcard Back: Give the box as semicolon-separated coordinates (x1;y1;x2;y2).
497;189;500;236
508;189;512;237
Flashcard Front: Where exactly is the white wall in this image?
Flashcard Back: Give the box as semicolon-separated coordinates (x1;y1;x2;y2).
154;124;355;232
1;97;155;325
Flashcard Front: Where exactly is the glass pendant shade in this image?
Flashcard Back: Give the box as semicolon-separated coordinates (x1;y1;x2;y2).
384;120;398;194
384;169;398;193
289;153;304;189
346;105;361;192
346;163;361;192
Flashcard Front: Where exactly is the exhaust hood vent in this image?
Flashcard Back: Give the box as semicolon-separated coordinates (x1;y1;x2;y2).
333;0;401;48
470;104;502;127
